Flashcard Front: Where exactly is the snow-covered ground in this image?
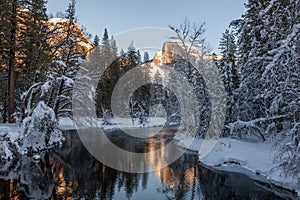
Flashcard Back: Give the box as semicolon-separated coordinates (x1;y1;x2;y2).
174;132;300;196
0;117;166;139
58;117;166;131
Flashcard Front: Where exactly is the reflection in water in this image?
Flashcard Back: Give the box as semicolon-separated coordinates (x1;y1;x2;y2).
80;127;183;173
0;130;297;200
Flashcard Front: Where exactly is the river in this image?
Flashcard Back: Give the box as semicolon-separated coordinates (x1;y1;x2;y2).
0;128;297;199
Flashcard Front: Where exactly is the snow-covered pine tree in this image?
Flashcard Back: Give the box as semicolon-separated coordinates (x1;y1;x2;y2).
230;0;300;178
101;28;112;67
45;0;82;118
219;29;237;56
264;0;300;178
95;28;115;117
230;0;300;137
17;0;53;121
73;46;104;127
230;0;269;129
127;41;139;67
0;0;54;123
110;35;118;60
218;29;239;129
22;0;90;119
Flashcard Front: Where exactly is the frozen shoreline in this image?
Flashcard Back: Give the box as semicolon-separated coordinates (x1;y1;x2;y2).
174;132;300;197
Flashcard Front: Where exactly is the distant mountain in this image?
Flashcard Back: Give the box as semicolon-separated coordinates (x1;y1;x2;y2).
152;42;223;66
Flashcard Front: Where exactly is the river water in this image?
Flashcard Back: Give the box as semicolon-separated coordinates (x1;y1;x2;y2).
0;128;297;199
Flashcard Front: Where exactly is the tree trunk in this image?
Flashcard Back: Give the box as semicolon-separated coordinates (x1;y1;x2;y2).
3;99;7;123
8;0;17;123
54;79;65;117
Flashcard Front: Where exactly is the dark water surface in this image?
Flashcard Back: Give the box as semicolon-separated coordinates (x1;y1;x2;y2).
0;129;297;200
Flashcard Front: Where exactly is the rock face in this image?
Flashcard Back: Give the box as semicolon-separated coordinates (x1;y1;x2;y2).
16;9;93;58
153;42;186;66
161;42;186;64
48;18;94;57
152;42;224;66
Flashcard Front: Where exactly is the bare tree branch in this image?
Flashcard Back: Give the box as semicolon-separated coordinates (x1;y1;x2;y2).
169;18;207;59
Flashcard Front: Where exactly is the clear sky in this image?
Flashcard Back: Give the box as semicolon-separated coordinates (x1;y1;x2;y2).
46;0;247;53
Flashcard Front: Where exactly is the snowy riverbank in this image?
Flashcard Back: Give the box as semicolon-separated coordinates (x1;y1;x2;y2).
58;117;166;131
0;117;166;160
174;132;300;197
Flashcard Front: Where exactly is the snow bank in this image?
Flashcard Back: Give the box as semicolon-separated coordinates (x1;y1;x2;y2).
174;132;300;196
102;117;166;130
58;117;166;131
58;117;76;130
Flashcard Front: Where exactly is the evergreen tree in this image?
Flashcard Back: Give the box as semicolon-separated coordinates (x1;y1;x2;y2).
230;0;275;132
219;29;237;55
218;29;239;126
137;50;142;65
22;0;90;119
17;0;52;100
101;28;112;67
120;49;125;56
0;0;51;122
93;35;100;47
95;30;120;117
143;52;150;62
229;0;300;176
127;41;138;67
0;0;17;122
110;35;118;60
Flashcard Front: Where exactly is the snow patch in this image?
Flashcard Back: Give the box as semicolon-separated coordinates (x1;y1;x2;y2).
48;18;69;24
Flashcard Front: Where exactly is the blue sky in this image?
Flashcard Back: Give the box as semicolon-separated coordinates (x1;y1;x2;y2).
47;0;247;53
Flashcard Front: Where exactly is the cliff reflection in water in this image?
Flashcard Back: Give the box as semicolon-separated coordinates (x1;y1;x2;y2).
146;134;202;199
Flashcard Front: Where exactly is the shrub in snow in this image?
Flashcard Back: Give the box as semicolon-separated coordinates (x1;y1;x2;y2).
21;101;64;155
277;136;300;182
